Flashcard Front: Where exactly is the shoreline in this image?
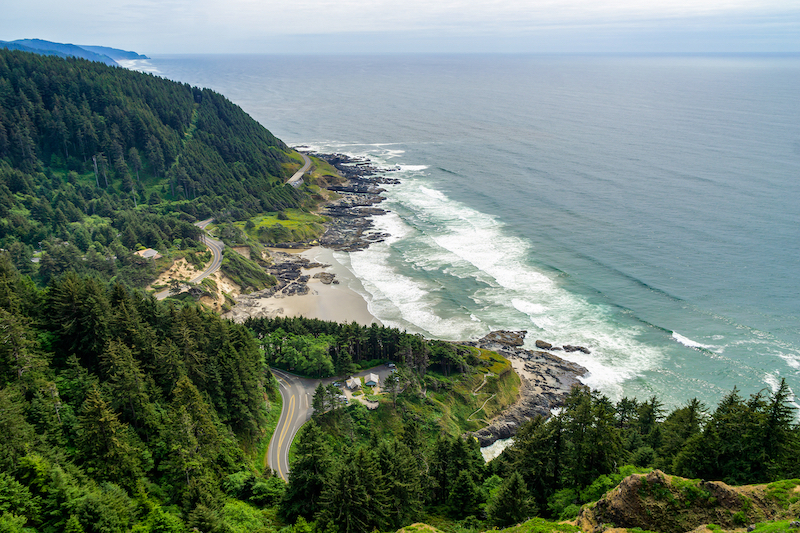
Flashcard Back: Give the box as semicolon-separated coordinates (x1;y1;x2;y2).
223;246;380;326
223;149;392;325
221;151;589;449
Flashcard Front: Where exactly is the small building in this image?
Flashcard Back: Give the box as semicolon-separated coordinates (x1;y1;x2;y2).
135;248;162;260
364;373;379;387
346;377;361;390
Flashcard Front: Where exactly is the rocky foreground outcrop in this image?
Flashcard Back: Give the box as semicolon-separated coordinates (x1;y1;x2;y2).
465;331;589;446
577;470;800;533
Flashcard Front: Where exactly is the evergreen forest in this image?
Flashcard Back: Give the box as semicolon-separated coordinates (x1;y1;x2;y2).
0;49;313;288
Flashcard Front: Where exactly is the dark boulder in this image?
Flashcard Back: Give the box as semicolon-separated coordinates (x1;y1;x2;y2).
562;345;591;354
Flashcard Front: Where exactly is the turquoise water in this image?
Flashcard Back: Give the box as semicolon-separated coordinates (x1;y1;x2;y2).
131;54;800;410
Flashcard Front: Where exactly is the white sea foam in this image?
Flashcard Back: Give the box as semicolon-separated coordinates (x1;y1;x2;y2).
116;59;161;74
777;353;800;370
383;149;406;159
398;165;429;172
672;331;714;350
481;438;514;462
344;213;477;339
512;299;548;316
672;331;716;350
764;372;782;393
328;166;667;401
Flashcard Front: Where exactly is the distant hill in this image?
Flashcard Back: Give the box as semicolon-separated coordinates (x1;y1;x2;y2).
0;38;148;65
78;44;149;61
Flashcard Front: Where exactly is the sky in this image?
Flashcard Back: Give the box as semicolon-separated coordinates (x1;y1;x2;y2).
2;0;799;54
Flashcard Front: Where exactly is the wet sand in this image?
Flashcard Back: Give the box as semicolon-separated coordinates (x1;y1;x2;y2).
225;247;379;326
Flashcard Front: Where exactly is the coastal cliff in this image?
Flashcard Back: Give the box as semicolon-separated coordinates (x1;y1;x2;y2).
465;330;589;446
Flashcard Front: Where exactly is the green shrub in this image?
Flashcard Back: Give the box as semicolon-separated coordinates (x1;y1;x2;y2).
765;479;800;509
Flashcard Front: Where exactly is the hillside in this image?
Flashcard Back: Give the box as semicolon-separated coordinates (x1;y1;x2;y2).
0;48;315;289
400;472;800;533
0;39;149;65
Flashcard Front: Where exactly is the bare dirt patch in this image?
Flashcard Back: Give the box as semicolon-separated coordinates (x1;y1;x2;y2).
147;258;203;290
231;246;251;259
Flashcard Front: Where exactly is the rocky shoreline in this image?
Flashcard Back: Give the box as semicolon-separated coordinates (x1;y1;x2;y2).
465;330;589;447
305;150;398;252
224;154;590;446
222;151;397;321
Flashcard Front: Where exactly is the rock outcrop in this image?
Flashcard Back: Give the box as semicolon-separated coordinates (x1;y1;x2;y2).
465;330;589;446
313;272;338;285
222;250;327;322
479;330;527;347
577;470;799;533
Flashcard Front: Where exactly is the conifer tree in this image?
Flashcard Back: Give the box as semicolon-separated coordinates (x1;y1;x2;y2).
447;470;480;518
374;439;423;528
319;447;389;533
76;388;142;483
486;471;535;526
280;421;332;522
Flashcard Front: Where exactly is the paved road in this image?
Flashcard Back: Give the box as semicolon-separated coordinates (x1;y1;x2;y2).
267;365;393;480
155;218;225;300
267;369;316;480
287;152;311;187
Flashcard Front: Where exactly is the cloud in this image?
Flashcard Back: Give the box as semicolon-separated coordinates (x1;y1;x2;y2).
2;0;798;53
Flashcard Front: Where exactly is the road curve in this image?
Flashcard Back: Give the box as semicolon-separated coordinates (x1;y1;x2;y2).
266;366;393;480
287;152;311;187
267;368;316;480
155;218;224;300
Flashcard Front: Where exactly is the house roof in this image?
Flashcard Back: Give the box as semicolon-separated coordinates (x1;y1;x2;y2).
346;377;361;389
135;248;161;259
366;373;379;384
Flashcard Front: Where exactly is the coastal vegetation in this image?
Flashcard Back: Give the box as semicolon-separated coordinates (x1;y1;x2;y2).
235;209;327;246
1;47;799;533
0;254;279;532
276;365;799;533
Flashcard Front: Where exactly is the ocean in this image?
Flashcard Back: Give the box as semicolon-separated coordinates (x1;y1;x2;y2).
124;54;800;412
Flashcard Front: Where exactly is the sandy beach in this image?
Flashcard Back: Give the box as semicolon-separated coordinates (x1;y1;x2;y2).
225;247;379;326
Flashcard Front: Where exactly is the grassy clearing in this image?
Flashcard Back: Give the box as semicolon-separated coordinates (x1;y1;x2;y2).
281;151;306;176
308;155;342;180
749;521;800;533
405;516;581;533
498;518;581;533
234;209;326;245
765;479;800;509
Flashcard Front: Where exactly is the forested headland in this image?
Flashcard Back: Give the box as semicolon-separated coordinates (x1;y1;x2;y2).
0;48;315;289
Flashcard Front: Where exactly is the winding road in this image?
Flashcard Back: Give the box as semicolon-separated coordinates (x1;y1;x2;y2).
266;365;393;480
155;218;224;300
287;152;311;187
267;369;317;480
155;152;307;301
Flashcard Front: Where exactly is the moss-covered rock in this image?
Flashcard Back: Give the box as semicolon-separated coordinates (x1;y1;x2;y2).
577;471;799;533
